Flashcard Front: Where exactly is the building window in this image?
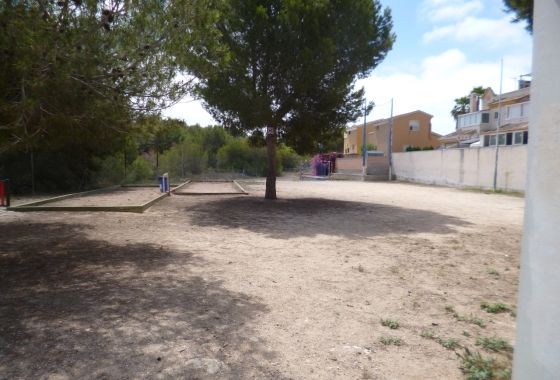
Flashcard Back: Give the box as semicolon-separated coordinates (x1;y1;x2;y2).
507;105;521;120
514;132;523;145
409;120;419;131
482;113;490;123
498;133;506;145
348;131;351;135
490;135;497;146
494;112;498;119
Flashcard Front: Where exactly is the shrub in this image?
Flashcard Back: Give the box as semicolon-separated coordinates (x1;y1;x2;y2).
380;336;402;346
475;337;513;353
457;348;511;380
480;301;510;313
380;318;400;329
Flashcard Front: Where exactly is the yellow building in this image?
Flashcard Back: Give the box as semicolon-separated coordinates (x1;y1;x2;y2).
343;110;441;155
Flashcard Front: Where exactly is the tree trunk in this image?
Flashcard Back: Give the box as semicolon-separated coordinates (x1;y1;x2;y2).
265;128;277;200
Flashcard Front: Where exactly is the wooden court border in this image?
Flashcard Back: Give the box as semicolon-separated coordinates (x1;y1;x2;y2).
171;180;248;196
7;183;189;213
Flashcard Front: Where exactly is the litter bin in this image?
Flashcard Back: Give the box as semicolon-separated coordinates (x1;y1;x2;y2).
158;174;169;193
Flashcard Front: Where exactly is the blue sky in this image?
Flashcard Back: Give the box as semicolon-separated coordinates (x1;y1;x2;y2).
164;0;533;136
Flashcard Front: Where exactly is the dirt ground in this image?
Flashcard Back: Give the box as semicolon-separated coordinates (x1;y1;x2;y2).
30;187;163;207
0;179;524;379
177;182;244;194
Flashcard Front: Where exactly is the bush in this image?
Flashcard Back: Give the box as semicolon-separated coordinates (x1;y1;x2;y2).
405;146;422;152
158;141;208;177
217;139;276;176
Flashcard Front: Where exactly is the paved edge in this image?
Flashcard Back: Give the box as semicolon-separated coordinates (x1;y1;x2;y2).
6;183;190;213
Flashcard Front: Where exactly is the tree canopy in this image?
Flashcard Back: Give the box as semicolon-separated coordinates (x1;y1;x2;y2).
503;0;533;34
196;0;395;199
451;86;486;127
0;0;223;155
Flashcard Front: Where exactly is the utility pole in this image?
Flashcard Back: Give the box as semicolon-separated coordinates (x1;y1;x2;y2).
493;59;503;191
362;99;367;179
388;98;394;181
30;149;35;194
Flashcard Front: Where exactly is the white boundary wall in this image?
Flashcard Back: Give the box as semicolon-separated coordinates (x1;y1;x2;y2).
392;145;527;191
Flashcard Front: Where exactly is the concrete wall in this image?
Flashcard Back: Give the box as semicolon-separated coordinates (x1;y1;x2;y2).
336;156;389;171
392;145;527;191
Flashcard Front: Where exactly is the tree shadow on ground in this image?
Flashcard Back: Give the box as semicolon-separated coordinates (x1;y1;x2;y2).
182;196;472;239
0;222;288;380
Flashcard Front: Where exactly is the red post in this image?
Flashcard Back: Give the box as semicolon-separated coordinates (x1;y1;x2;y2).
0;181;4;206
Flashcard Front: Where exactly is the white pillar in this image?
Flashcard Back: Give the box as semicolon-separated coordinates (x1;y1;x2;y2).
512;1;560;378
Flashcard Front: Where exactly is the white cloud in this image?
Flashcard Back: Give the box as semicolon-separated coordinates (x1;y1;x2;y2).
355;49;532;136
423;16;529;48
162;99;217;127
420;0;484;22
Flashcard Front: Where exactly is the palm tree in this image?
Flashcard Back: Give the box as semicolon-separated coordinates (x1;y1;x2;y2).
451;96;470;129
451;87;486;129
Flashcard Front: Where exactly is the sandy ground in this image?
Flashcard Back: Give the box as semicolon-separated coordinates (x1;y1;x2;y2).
177;182;243;194
28;187;163;207
0;179;523;379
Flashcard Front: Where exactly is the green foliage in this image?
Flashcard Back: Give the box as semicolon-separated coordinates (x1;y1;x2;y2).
475;337;513;353
93;153;153;186
0;0;222;154
380;318;400;329
438;337;461;350
457;348;511;380
419;330;437;339
196;0;395;197
469;315;486;327
480;300;510;313
422;146;434;150
379;336;402;346
503;0;533;34
487;269;500;276
361;143;377;156
217;139;271;176
450;86;486;122
405;146;422;152
445;305;455;313
158;141;208;177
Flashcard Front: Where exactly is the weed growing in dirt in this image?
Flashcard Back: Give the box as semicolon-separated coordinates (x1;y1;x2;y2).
419;330;437;339
438;337;461;350
463;331;471;337
469;276;474;279
440;296;447;301
509;311;517;317
453;312;465;321
468;315;486;327
505;267;510;271
412;300;420;308
430;246;435;249
487;269;500;276
475;337;513;353
480;300;510;313
445;305;455;313
380;336;403;346
390;267;399;274
457;348;511;380
358;265;365;273
380;318;400;329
